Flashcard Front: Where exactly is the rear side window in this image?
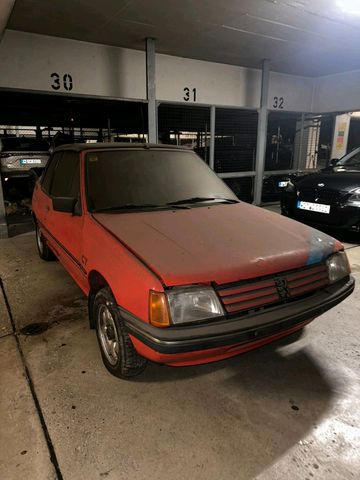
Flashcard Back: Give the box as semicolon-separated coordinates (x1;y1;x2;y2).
41;153;61;194
50;152;80;198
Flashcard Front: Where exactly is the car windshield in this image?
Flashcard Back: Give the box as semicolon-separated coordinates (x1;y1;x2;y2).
336;148;360;168
86;149;238;212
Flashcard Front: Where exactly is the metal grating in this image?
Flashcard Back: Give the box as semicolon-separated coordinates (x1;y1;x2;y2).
158;104;211;162
216;264;329;315
214;108;258;173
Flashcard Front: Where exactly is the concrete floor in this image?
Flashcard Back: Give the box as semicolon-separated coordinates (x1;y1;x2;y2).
1;221;360;479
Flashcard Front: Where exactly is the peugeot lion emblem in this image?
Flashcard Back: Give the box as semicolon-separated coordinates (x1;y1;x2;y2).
274;277;290;300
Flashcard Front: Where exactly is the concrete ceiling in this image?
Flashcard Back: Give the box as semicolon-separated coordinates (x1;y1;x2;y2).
6;0;360;77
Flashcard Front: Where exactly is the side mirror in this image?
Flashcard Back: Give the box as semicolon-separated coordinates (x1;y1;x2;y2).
330;158;338;167
52;197;77;214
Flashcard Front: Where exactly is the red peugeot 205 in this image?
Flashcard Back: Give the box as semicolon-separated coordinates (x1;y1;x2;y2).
32;144;354;378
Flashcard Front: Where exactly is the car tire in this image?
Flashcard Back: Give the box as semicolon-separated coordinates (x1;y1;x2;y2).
93;287;147;378
35;223;56;261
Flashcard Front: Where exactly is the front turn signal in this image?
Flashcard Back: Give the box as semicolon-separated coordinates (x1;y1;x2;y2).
149;290;171;328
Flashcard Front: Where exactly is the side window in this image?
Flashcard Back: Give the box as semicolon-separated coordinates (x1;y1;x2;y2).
41;153;62;194
50;152;80;198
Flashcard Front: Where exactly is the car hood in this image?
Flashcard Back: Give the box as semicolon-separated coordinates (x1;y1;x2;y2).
298;169;360;192
93;203;341;286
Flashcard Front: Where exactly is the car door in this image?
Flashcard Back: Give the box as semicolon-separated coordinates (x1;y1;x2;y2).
45;150;87;288
35;152;61;227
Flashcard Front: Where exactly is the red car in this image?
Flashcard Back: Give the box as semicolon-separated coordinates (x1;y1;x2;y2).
32;144;354;378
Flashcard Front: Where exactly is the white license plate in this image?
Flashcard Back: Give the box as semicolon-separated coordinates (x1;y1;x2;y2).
297;200;331;214
278;181;288;188
20;159;42;165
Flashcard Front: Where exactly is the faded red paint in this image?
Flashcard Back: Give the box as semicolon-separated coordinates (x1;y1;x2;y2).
93;202;342;286
32;147;345;367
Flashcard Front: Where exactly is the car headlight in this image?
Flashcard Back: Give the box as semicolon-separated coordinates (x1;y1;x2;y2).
326;252;351;284
285;180;296;193
149;286;224;327
346;188;360;207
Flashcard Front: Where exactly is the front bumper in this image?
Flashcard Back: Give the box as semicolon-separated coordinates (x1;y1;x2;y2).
122;276;354;355
281;193;360;231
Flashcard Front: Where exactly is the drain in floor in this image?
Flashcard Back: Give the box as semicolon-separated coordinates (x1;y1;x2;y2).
20;322;49;336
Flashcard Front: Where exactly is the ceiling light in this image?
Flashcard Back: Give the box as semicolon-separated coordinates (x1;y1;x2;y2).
336;0;360;15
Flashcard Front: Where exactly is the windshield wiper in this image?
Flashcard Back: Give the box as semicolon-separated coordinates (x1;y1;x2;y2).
93;203;188;213
167;197;239;206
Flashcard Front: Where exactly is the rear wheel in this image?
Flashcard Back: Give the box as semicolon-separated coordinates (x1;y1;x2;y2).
35;223;56;261
93;287;147;378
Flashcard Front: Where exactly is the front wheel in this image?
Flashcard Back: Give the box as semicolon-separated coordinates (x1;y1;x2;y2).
93;287;147;378
35;223;56;261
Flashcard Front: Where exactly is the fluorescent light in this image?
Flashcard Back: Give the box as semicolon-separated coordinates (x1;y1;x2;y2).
336;0;360;15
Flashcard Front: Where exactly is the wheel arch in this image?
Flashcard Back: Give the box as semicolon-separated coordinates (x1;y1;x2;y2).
88;270;113;329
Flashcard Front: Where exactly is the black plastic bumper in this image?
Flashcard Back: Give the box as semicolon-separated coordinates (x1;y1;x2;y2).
121;277;355;354
281;194;360;231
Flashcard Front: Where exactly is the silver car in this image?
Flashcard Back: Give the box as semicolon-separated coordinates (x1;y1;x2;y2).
0;137;50;176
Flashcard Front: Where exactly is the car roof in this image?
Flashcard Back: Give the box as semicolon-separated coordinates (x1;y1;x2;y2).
53;142;190;153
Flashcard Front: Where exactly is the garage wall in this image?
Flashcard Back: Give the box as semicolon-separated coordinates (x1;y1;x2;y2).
156;53;315;112
314;70;360;113
0;30;316;113
0;30;146;99
156;54;261;108
4;30;360;115
268;72;315;113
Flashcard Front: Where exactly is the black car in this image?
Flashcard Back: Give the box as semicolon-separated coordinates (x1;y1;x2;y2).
281;148;360;233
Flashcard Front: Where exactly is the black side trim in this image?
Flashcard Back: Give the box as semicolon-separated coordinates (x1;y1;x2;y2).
39;222;87;276
121;277;355;354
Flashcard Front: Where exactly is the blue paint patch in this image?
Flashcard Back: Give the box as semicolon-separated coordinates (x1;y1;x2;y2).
306;229;335;266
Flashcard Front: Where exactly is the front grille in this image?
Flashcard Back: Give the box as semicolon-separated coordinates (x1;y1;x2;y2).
216;264;329;315
298;187;344;204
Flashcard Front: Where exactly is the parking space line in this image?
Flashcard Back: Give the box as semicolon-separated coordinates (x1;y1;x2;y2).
0;277;63;480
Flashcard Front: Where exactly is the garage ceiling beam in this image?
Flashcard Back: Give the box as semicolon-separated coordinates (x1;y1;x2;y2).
0;0;15;41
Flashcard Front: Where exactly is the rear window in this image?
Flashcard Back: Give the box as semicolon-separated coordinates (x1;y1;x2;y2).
0;137;49;152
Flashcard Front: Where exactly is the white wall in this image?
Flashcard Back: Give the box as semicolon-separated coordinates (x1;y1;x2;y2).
0;30;316;113
156;53;315;112
0;30;146;99
268;72;314;113
314;70;360;113
156;54;261;108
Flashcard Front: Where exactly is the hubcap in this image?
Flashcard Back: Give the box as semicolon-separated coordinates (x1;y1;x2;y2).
36;226;44;254
98;304;120;366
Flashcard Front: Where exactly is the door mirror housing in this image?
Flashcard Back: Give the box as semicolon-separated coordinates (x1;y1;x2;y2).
52;197;77;214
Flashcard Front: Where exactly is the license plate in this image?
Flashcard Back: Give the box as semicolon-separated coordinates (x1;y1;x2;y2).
297;200;331;214
20;159;42;165
278;181;288;188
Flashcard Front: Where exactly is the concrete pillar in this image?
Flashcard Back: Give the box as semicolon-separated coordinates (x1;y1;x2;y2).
146;38;157;144
209;106;216;170
0;176;8;238
253;60;270;205
0;1;15;41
